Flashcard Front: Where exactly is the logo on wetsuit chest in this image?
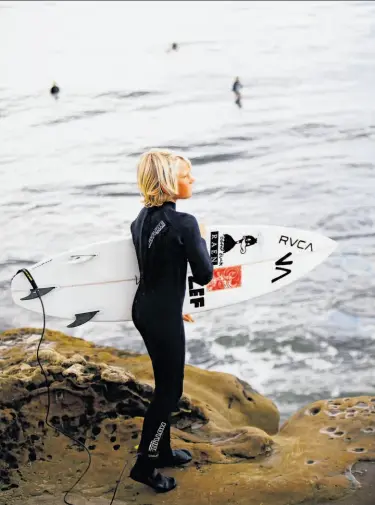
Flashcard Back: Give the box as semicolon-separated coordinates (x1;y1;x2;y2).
188;276;205;308
210;231;258;266
148;221;166;248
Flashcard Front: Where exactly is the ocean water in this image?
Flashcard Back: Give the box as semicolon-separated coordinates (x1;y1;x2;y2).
1;0;375;422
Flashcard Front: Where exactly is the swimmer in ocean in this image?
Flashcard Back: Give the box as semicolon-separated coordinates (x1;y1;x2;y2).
50;82;60;98
232;76;243;108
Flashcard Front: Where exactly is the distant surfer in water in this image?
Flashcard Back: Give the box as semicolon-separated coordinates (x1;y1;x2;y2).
232;76;242;108
167;42;179;52
129;149;213;492
50;81;60;98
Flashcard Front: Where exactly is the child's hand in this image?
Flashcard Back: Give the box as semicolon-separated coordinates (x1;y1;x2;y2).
199;223;207;239
183;314;195;323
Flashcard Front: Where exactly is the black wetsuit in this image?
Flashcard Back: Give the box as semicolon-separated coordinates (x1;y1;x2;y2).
130;201;213;462
50;85;59;95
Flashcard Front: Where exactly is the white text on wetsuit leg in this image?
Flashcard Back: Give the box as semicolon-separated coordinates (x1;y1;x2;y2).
188;276;205;308
148;421;167;455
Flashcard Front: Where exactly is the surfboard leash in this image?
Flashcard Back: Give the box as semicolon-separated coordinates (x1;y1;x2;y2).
12;268;128;505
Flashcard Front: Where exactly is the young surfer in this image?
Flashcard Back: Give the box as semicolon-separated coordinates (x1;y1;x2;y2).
232;76;243;107
129;149;213;492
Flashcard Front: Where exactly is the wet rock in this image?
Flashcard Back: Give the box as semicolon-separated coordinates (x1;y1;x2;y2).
0;328;374;505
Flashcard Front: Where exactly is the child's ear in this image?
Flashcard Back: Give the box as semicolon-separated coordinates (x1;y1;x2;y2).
160;184;173;195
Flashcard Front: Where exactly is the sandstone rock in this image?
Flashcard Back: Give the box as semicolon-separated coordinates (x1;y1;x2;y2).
101;366;136;384
0;328;374;505
62;354;87;367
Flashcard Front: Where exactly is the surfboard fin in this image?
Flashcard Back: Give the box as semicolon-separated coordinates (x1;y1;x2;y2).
20;287;56;300
67;310;100;328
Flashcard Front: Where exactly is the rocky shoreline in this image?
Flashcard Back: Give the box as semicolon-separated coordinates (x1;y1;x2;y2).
1;328;374;505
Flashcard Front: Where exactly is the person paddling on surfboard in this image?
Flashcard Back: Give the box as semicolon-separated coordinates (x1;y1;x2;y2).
129;149;213;493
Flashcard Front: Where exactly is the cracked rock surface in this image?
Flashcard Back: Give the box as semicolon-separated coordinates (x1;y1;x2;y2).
0;328;374;505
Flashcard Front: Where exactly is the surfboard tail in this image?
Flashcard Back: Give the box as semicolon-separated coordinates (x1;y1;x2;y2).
20;286;56;300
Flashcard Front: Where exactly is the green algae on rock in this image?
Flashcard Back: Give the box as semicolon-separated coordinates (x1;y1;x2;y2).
0;328;374;505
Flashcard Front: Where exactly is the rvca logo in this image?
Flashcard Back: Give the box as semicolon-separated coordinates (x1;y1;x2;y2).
279;235;313;252
272;252;293;283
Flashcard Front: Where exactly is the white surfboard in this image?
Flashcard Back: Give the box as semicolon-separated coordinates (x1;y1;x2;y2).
11;225;337;327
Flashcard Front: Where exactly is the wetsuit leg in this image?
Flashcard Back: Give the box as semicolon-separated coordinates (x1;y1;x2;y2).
136;317;185;461
158;418;171;456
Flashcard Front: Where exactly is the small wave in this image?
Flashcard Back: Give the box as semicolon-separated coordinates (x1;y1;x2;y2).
221;135;257;143
71;187;137;198
296;126;375;143
77;182;124;191
193;141;221;148
346;162;374;169
181;40;218;47
0;157;17;166
21;186;46;194
128;143;225;157
289;122;336;138
73;182;137;198
316;211;346;228
99;191;137;198
0;200;29;207
0;258;36;269
193;186;227;196
333;231;375;242
128;145;188;158
227;184;278;196
191;151;247;166
27;203;60;211
167;145;188;151
44;109;108;126
337;127;375;140
95;90;157;99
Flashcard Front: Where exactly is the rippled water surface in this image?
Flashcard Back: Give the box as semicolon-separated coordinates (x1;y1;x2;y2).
1;1;375;421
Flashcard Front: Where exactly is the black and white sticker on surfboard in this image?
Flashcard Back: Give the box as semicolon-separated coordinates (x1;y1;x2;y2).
188;276;205;308
272;252;293;283
210;231;258;266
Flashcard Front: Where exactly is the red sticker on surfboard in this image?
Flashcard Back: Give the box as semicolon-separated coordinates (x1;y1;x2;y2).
207;265;242;292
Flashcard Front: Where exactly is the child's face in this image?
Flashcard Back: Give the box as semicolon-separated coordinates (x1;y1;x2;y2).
176;161;195;200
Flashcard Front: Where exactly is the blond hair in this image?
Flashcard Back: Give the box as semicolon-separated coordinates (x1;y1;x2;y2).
137;148;191;207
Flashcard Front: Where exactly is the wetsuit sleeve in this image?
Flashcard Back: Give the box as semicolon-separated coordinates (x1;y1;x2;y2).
180;214;213;286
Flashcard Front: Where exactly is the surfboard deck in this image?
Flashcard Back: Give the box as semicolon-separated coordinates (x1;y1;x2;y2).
11;225;337;327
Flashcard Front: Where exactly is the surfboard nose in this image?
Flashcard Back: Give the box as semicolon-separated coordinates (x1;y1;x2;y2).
322;235;338;256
